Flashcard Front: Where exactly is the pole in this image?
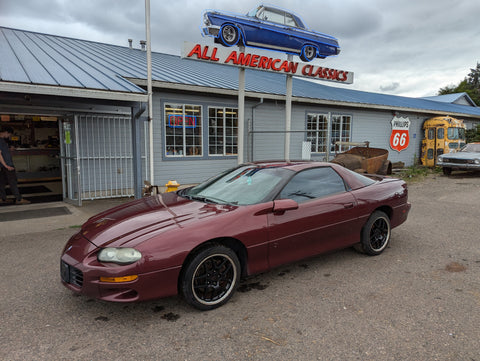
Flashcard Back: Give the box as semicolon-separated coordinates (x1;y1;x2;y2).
145;0;154;184
237;46;245;164
285;54;293;162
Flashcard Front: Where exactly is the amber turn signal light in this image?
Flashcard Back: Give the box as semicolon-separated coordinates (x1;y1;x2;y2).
99;275;138;283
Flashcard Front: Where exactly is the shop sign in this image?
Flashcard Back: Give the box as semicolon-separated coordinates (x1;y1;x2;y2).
390;116;410;152
181;42;353;84
168;114;197;128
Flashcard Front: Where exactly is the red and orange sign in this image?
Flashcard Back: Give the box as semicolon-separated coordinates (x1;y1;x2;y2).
390;116;410;152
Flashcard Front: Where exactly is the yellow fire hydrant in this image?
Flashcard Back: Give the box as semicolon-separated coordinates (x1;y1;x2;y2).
165;180;180;192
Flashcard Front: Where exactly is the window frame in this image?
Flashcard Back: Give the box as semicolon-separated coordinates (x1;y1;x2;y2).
306;112;352;155
208;106;238;157
306;112;329;154
164;103;203;158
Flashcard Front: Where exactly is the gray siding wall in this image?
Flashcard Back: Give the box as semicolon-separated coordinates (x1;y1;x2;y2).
149;90;447;186
151;92;241;186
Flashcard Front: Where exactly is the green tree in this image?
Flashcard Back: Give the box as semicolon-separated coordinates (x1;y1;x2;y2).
466;124;480;143
438;62;480;106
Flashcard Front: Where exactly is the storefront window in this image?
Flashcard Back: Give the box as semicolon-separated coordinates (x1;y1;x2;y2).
165;104;202;157
306;113;328;153
208;107;238;156
330;115;351;152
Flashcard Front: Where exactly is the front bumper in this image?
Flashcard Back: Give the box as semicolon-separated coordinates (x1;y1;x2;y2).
437;160;480;171
60;232;181;302
202;25;220;37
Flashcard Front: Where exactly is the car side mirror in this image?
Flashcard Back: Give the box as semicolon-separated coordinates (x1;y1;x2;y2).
273;199;299;213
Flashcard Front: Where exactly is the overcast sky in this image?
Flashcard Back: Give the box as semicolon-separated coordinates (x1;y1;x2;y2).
1;0;479;98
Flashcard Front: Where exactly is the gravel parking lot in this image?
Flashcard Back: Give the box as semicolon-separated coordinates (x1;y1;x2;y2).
1;172;479;361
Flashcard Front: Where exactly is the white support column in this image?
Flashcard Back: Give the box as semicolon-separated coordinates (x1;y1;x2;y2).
237;46;246;164
285;55;293;162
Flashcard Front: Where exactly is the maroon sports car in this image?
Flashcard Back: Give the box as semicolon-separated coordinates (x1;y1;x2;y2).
60;161;411;310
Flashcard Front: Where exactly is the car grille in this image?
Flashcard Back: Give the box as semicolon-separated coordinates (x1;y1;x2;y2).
443;158;469;164
60;260;83;287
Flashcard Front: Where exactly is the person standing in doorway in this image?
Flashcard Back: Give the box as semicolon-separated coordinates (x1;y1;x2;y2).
0;126;30;205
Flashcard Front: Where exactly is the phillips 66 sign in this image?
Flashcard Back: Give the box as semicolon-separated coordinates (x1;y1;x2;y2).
390;116;410;152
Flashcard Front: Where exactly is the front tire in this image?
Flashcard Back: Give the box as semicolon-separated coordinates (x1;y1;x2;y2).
357;211;391;255
220;24;240;46
181;245;240;310
442;167;452;175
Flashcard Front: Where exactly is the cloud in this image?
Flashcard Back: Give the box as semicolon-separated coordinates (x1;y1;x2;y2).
0;0;479;98
380;82;400;92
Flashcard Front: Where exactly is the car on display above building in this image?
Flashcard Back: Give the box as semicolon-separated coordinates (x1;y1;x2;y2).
60;161;411;310
437;142;480;175
202;4;340;62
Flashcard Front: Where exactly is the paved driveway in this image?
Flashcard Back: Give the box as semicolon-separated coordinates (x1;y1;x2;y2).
1;172;479;360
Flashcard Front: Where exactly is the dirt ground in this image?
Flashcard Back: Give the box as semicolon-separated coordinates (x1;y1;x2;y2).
1;171;479;360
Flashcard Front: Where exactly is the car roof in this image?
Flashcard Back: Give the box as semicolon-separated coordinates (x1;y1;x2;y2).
243;161;379;190
245;160;335;171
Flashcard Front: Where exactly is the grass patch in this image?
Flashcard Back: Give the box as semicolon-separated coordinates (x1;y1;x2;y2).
395;165;441;182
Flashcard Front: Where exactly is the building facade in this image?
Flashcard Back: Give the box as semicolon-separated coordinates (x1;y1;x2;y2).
1;27;479;205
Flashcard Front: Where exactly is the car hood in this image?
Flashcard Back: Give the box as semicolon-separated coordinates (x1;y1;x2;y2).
80;192;239;248
442;152;480;159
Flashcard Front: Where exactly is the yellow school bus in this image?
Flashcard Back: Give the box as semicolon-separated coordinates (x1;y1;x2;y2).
420;116;466;167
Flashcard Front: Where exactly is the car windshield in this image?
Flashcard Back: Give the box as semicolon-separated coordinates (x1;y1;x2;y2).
182;165;288;205
460;143;480;152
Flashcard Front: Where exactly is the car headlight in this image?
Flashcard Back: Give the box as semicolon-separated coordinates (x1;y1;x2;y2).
97;248;142;264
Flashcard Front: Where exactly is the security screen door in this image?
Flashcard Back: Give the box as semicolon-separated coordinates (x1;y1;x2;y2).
59;114;134;206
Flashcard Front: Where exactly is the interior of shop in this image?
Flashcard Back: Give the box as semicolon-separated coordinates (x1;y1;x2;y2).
1;114;62;205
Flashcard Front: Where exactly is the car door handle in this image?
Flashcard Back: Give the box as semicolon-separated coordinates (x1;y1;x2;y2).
343;202;354;209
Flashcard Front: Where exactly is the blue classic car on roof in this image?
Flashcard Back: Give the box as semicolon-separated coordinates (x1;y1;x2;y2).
202;4;340;62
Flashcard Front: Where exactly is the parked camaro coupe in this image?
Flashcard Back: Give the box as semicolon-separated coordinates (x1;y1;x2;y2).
437;142;480;175
202;4;340;62
60;161;410;310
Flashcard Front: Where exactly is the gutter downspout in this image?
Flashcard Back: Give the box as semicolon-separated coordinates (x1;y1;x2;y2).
145;0;154;185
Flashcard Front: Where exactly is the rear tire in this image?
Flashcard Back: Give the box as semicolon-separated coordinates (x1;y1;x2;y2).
181;245;240;310
300;45;317;62
357;211;391;256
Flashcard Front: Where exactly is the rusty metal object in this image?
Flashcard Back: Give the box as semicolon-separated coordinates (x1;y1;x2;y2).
331;143;392;175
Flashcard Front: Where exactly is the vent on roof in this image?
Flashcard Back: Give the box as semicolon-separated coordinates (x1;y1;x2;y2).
140;40;146;51
128;39;133;49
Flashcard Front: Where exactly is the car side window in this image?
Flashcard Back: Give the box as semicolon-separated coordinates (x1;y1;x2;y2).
285;14;297;27
262;9;286;25
279;167;346;203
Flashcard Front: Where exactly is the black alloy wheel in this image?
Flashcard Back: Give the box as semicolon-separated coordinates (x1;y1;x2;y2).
181;245;240;310
358;211;391;255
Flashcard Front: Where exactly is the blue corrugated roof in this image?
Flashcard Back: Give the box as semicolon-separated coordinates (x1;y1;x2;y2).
1;26;480;118
422;93;477;107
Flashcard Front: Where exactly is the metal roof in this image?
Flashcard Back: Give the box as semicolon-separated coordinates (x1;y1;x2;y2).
1;26;480;118
422;93;477;107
